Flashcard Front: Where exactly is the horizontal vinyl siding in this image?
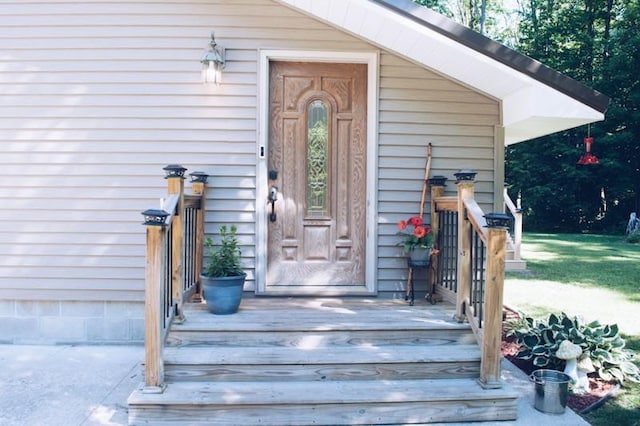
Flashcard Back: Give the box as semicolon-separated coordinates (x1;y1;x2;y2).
0;0;499;300
376;53;499;294
0;0;373;300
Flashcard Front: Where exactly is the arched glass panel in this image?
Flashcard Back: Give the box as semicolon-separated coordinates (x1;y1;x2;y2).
306;100;329;217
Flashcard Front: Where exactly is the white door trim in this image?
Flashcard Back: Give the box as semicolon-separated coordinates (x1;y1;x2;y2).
256;49;379;295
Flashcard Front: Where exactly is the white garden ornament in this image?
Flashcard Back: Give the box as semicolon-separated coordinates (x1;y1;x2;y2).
556;340;583;388
575;356;596;394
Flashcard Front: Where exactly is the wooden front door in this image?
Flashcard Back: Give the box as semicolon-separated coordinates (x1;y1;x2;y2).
266;61;367;294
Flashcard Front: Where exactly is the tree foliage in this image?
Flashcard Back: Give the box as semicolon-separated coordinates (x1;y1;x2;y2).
507;0;640;233
412;0;509;38
414;0;640;233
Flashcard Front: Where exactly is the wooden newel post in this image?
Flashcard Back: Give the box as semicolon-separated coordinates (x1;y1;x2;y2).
429;176;447;295
479;212;511;389
504;185;523;262
513;204;523;262
189;171;209;300
454;170;476;322
429;176;447;238
141;209;168;392
164;165;187;322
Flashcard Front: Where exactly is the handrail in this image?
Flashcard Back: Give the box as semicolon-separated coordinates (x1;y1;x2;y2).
503;188;518;213
433;195;457;212
160;194;180;224
431;172;509;389
463;198;488;244
140;166;208;392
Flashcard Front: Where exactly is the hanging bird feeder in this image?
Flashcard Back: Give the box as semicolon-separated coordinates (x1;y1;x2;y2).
577;127;599;165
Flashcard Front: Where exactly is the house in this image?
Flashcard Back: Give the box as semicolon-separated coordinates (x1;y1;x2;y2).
2;0;609;423
1;1;606;341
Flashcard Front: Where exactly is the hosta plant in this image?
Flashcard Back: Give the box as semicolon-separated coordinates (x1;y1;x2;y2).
505;312;640;385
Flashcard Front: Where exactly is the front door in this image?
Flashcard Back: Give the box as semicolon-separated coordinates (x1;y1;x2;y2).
266;61;367;294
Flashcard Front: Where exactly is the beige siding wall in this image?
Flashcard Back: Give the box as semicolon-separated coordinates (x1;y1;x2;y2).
377;54;500;292
0;0;499;307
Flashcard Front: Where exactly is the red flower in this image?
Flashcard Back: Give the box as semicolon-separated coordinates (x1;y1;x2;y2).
396;215;435;254
408;216;423;227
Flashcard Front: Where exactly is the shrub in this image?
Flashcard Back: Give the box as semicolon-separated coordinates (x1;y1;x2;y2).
203;225;243;278
505;312;640;384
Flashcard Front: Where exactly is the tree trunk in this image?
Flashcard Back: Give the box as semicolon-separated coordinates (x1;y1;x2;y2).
479;0;487;34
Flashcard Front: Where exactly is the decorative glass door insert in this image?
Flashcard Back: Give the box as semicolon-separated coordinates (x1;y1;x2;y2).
306;100;329;217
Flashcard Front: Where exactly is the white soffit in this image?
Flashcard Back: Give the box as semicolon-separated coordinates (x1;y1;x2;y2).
273;0;605;144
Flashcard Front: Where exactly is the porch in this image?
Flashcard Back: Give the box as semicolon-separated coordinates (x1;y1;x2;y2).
128;165;522;425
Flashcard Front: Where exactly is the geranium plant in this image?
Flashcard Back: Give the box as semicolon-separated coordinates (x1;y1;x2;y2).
397;216;435;254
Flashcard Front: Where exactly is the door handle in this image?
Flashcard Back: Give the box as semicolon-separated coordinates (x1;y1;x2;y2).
268;186;278;222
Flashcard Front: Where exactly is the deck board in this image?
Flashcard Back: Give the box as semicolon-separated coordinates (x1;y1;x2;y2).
128;379;519;425
129;378;518;405
175;298;464;332
164;360;481;382
166;328;475;347
164;344;480;365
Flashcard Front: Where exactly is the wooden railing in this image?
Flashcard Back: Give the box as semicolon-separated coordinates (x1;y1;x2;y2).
140;165;208;392
430;172;510;389
139;165;507;391
504;186;523;263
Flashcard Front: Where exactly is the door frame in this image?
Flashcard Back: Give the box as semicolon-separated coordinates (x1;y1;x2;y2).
255;49;379;295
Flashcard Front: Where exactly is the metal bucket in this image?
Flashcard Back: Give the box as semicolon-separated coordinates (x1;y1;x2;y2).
530;369;572;414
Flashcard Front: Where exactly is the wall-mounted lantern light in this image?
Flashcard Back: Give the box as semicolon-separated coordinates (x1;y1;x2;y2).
201;32;225;84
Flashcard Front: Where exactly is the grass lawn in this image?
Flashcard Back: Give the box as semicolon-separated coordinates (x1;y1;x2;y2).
505;233;640;426
514;233;640;300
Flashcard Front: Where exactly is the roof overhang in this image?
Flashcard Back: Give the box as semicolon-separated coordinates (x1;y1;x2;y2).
272;0;609;145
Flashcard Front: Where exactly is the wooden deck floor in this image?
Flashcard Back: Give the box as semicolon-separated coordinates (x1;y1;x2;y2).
177;296;462;331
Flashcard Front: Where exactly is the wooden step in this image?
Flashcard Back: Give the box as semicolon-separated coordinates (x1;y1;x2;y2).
505;259;527;271
130;298;518;424
172;299;468;332
128;378;519;425
165;344;480;365
167;327;475;347
164;344;481;382
168;299;475;347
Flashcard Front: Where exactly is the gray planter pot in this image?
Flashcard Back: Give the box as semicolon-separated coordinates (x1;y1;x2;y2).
200;273;247;315
410;247;431;262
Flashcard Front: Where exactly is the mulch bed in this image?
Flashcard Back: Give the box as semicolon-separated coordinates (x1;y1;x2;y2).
501;307;617;413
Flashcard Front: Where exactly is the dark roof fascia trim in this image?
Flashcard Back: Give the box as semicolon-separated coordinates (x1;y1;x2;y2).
370;0;610;113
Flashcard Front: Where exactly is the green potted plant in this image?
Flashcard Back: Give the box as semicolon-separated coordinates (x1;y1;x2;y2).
200;224;246;314
397;215;435;264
